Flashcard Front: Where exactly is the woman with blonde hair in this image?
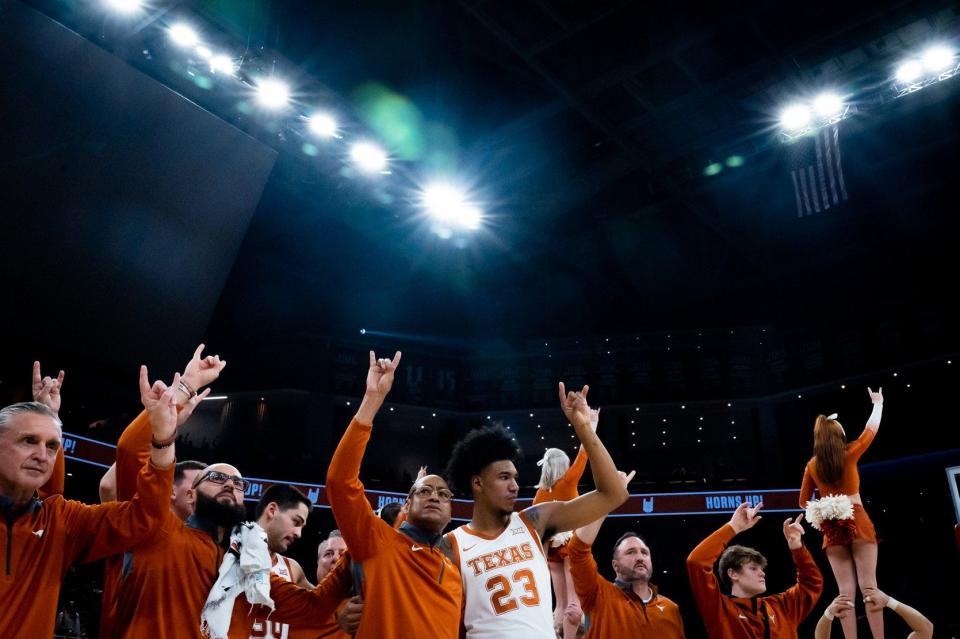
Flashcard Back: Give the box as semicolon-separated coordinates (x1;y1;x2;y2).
534;409;597;639
800;388;884;639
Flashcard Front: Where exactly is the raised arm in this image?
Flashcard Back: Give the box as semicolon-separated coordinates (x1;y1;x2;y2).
61;366;179;563
776;514;823;622
270;553;353;627
687;503;763;621
864;387;883;434
33;361;66;498
574;469;635;546
115;344;223;499
527;384;627;537
326;351;401;561
864;589;933;639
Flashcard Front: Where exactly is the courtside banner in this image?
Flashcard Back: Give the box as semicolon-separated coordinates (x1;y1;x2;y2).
63;431;800;519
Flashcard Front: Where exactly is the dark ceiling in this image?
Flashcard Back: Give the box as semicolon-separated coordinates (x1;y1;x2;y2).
9;0;960;362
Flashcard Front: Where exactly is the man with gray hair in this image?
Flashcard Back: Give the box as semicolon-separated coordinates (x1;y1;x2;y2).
317;529;347;582
0;366;179;638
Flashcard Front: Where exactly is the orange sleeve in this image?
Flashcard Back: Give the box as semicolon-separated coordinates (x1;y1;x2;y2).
115;411;154;501
799;464;815;507
270;555;351;626
555;447;588;496
847;428;876;463
772;545;824;625
567;532;602;613
62;460;174;564
325;418;388;562
686;523;736;626
39;447;65;499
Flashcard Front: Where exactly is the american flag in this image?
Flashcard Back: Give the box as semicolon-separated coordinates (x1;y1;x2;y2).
788;124;848;217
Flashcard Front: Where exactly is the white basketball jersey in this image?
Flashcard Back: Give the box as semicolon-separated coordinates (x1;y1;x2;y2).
450;511;554;638
248;555;293;639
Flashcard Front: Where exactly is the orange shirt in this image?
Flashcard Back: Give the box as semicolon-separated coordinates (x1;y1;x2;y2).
567;533;684;639
324;418;461;639
0;460;172;639
800;428;875;505
533;447;588;504
686;524;822;639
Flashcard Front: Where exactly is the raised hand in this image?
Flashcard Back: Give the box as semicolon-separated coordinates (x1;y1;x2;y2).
828;594;856;620
177;388;211;427
140;366;179;440
563;601;583;627
867;386;883;405
558;382;591;429
181;344;226;393
782;514;805;549
417;465;428;480
365;351;401;398
588;407;600;432
729;501;763;534
32;361;65;415
618;469;636;487
139;365;168;413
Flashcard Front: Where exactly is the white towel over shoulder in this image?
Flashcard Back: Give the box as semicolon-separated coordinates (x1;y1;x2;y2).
200;522;274;639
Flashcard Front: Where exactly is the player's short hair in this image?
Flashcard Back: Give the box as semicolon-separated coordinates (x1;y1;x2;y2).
444;424;522;496
254;484;313;520
174;460;207;485
612;531;649;559
718;544;768;591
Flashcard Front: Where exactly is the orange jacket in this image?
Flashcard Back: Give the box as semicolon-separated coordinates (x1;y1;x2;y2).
686;524;822;639
100;410;153;639
568;533;684;638
0;460;172;639
534;446;588;504
800;428;875;505
112;507;225;639
323;418;462;639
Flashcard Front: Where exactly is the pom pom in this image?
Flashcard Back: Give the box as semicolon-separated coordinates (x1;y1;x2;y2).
805;494;855;531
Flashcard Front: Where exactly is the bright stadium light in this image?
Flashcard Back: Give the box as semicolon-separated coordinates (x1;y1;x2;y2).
422;183;483;230
921;45;955;73
308;112;338;138
194;45;212;60
350;142;388;173
813;93;843;117
169;23;199;48
779;104;811;131
103;0;142;13
209;54;235;75
255;78;290;109
895;59;924;83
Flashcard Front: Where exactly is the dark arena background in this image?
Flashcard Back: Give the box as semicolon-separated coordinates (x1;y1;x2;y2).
2;0;959;637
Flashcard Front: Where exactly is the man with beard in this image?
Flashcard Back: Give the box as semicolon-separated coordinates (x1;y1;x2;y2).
111;367;249;639
567;471;684;639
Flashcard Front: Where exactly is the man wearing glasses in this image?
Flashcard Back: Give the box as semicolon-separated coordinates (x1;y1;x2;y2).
267;351;463;639
112;452;249;639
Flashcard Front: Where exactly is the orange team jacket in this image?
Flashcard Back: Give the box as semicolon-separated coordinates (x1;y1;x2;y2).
799;428;875;505
100;410;153;639
268;554;354;637
0;460;172;639
533;446;588;504
324;418;462;639
567;532;685;639
686;524;822;639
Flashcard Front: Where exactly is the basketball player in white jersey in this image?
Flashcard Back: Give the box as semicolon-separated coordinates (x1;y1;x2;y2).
444;384;628;638
231;483;314;639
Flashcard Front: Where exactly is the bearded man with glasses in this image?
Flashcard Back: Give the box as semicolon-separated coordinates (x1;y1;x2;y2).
110;367;251;639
